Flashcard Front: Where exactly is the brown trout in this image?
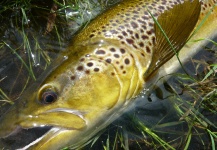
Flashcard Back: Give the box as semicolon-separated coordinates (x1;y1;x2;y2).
0;0;217;149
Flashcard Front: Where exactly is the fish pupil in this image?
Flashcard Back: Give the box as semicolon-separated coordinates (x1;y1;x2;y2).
42;91;57;104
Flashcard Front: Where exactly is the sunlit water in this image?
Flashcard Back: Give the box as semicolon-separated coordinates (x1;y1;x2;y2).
0;0;216;149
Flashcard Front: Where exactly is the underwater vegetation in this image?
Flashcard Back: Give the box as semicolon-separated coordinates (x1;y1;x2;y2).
0;0;216;149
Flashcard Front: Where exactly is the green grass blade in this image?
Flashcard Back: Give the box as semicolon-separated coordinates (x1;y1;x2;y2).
2;41;36;80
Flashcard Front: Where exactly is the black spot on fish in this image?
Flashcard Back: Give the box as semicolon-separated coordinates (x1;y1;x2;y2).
139;42;144;47
94;68;100;72
120;48;126;54
133;44;138;49
148;22;154;27
87;62;93;67
131;21;138;28
126;39;134;44
110;30;118;34
158;6;165;10
122;31;128;36
146;46;151;53
114;54;120;58
110;48;116;52
77;66;83;71
85;70;90;74
138;19;146;24
144;11;149;15
71;75;76;80
133;10;139;14
118;35;123;39
121;41;125;45
135;33;139;39
96;50;106;55
80;58;85;62
106;58;112;63
142;25;147;30
142;16;149;20
124;58;130;65
148;6;153;9
127;29;133;34
146;30;153;35
89;34;94;38
152;36;156;44
148;41;152;46
131;35;135;40
125;13;130;16
142;35;148;40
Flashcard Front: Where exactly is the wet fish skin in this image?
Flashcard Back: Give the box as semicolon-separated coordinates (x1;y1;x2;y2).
0;0;216;149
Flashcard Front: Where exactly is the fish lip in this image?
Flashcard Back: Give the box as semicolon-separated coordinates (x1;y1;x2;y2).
44;107;86;120
0;108;86;148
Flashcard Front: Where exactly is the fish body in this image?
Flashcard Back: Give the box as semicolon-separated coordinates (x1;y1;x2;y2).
0;0;216;149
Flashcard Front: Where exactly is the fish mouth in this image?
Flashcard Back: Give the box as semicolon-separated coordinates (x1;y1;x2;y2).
0;107;87;149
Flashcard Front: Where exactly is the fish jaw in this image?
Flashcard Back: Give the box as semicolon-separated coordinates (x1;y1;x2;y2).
0;105;88;149
0;104;127;150
0;87;87;143
0;105;87;136
14;103;133;150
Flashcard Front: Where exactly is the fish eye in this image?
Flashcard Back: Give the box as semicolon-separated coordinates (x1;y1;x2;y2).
38;84;58;105
41;91;58;104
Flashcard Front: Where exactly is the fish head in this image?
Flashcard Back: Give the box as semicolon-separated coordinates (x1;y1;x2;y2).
0;44;122;149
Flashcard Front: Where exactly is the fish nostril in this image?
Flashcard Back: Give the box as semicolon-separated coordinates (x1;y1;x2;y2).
21;100;27;107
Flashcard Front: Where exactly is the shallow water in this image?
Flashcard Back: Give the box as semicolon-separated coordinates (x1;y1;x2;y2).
0;0;216;149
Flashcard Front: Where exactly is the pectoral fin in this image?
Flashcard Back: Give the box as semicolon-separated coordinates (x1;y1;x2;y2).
144;0;201;79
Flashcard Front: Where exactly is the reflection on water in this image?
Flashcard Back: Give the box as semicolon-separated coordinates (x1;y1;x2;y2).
0;0;216;149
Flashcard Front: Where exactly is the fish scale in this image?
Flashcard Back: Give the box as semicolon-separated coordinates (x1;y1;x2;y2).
63;0;185;104
69;0;215;84
0;0;216;149
73;0;178;60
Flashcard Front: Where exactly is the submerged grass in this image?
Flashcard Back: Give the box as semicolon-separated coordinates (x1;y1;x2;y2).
0;89;14;104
